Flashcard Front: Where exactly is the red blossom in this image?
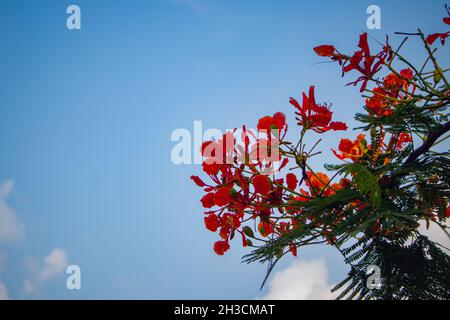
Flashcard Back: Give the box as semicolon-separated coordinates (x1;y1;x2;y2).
396;132;413;149
289;243;298;257
202;161;220;176
201;192;216;208
213;241;230;255
257;112;287;131
191;175;207;187
400;68;414;80
222;213;241;229
273;112;286;129
204;214;220;232
215;187;232;206
426;32;450;45
290;86;348;133
313;45;336;57
316;33;391;92
252;175;272;195
334;178;351;190
342;33;391;92
286;173;298;190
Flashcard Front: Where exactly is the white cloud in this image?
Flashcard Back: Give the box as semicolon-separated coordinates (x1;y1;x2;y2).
0;180;25;242
22;248;69;295
261;259;337;300
0;282;8;300
418;219;450;249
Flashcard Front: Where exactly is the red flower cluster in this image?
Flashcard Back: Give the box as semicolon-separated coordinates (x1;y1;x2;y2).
192;13;448;258
365;68;414;117
191;96;352;254
290;86;347;133
426;6;450;45
315;33;392;92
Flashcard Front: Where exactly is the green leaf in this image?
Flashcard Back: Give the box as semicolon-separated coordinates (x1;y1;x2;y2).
341;163;382;208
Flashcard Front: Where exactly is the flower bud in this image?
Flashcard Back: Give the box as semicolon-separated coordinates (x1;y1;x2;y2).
242;226;254;238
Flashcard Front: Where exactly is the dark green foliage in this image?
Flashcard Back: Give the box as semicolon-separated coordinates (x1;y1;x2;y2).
333;236;450;300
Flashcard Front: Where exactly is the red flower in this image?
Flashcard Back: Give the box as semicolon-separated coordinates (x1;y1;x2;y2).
400;68;414;80
289;243;298;257
258;221;273;237
445;5;450;25
257;116;274;130
290;86;348;133
215;187;232;206
383;73;404;93
426;32;450;45
331;178;351;191
222;213;241;229
213;241;230;255
204;214;220;232
191;175;207;187
252;175;272;195
202;161;220;176
396;132;412;149
286;173;298;190
201;192;216;208
273;112;286;129
365;87;392;117
332;134;367;162
313;45;336;57
342;33;391;92
257;112;287;132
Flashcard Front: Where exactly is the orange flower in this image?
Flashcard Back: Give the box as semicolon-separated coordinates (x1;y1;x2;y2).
332;134;368;162
366;87;393;117
383;73;404;94
306;172;331;196
331;178;351;191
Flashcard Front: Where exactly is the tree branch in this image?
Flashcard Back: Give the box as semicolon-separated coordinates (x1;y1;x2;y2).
381;120;450;188
403;120;450;166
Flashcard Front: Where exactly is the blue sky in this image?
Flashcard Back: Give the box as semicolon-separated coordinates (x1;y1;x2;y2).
0;0;448;299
